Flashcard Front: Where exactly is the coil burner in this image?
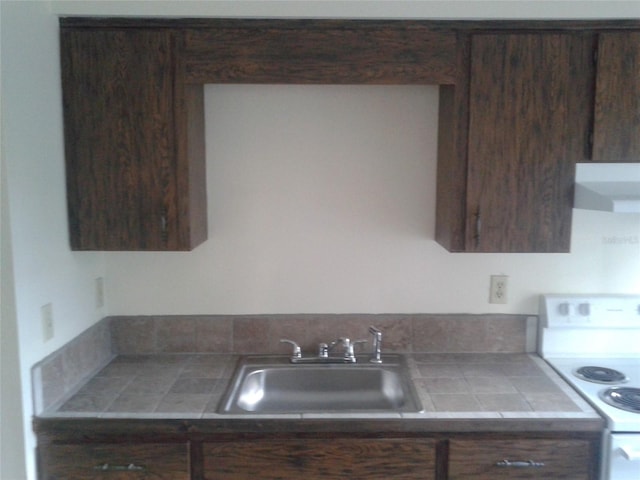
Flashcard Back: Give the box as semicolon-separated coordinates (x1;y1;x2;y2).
574;366;628;385
599;387;640;414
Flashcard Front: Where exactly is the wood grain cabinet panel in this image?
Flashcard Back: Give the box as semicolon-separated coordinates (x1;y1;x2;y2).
33;414;602;480
592;31;640;162
448;439;592;480
60;27;206;251
437;33;594;253
60;19;637;253
202;438;436;480
39;442;190;480
182;21;457;85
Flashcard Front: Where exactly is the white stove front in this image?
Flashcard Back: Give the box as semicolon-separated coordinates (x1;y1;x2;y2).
539;294;640;480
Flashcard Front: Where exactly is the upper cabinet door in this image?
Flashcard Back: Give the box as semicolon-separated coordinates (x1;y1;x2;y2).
465;33;594;253
592;31;640;163
61;28;206;251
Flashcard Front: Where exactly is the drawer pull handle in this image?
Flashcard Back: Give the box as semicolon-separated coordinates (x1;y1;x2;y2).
496;459;545;468
93;463;145;471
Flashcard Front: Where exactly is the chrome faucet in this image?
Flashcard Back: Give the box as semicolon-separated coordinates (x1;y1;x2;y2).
369;326;383;363
280;335;367;363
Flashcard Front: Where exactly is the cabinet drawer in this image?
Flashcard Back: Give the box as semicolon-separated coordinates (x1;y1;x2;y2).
203;438;436;480
39;443;189;480
448;439;590;479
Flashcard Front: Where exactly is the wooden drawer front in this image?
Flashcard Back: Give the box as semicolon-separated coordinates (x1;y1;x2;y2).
448;439;590;480
203;438;436;480
40;443;190;480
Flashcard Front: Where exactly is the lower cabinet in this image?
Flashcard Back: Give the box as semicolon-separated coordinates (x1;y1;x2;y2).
38;443;190;480
35;425;601;480
202;438;436;480
448;439;592;480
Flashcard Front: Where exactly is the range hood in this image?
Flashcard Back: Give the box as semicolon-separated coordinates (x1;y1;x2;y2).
574;163;640;213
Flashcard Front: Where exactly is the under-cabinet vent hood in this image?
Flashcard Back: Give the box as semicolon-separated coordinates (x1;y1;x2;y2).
574;163;640;213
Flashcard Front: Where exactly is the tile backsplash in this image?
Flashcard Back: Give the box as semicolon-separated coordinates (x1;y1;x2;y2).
32;319;113;415
33;313;536;414
111;314;535;355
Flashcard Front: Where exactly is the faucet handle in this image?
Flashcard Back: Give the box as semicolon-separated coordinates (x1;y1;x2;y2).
280;339;302;359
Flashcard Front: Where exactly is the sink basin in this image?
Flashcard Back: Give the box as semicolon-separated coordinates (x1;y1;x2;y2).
218;355;422;414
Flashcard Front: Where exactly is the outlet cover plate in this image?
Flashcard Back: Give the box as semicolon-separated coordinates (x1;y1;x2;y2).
490;275;508;304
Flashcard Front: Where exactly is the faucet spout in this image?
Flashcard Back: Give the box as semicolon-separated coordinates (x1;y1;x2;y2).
280;339;302;361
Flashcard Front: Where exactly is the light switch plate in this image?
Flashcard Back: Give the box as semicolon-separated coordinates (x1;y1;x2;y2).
95;277;105;308
41;303;54;341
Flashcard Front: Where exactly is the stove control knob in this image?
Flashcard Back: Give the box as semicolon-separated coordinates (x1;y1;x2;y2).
578;303;591;316
558;303;571;316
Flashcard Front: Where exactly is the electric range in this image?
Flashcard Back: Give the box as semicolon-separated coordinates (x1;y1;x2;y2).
539;294;640;480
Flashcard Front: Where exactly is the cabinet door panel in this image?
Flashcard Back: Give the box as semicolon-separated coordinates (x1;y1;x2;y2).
466;34;593;252
61;29;177;250
203;438;436;480
39;443;190;480
593;32;640;162
449;439;591;479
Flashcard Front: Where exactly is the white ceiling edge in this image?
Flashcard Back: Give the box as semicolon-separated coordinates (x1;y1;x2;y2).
49;1;640;20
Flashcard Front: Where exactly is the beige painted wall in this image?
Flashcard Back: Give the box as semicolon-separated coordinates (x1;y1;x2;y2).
105;84;640;315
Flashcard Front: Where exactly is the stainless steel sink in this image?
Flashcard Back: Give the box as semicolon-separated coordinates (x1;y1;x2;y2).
218;355;422;414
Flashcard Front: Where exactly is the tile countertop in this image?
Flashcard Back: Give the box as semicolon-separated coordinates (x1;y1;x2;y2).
38;353;602;430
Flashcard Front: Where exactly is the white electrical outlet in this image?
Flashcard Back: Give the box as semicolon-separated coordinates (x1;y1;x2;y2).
41;303;54;341
489;275;508;304
95;277;105;308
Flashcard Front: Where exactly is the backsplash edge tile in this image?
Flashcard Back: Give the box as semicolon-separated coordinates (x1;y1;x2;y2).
32;318;114;414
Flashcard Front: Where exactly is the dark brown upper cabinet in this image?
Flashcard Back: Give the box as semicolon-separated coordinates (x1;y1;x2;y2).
60;27;206;251
436;33;594;253
592;31;640;162
59;19;638;253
